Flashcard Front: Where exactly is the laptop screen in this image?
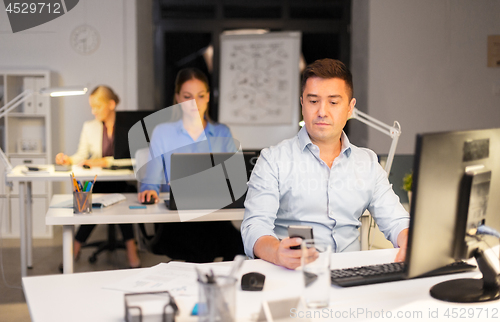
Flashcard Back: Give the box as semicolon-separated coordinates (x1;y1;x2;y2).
167;151;259;210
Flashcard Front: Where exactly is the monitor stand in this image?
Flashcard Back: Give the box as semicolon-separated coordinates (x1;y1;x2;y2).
430;248;500;303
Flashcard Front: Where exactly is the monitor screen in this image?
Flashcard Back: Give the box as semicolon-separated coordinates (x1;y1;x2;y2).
405;128;500;302
114;111;155;159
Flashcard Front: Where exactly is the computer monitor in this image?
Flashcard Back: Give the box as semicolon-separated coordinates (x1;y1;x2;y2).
114;111;155;159
406;128;500;302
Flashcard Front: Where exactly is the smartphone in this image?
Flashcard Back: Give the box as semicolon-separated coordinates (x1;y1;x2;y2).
288;225;313;249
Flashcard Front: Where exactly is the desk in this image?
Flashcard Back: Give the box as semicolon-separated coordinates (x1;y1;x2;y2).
23;248;496;322
47;193;245;274
6;165;136;277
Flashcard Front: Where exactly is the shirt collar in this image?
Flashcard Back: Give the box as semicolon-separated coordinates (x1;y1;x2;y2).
175;119;215;136
340;131;352;157
205;121;215;136
298;126;352;157
174;119;185;134
298;126;311;151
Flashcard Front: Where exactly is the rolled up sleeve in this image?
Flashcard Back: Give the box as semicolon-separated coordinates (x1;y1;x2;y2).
368;162;410;248
241;150;280;258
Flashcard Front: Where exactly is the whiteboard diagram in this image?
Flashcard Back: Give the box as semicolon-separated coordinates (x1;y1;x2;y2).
219;32;301;125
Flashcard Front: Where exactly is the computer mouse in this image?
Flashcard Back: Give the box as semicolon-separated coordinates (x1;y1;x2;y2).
241;272;265;291
83;164;91;169
141;195;156;205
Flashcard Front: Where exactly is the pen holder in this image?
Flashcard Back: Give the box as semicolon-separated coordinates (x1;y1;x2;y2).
198;276;236;322
125;291;178;322
73;191;92;214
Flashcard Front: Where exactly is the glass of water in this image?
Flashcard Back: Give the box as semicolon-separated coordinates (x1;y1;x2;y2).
301;239;331;308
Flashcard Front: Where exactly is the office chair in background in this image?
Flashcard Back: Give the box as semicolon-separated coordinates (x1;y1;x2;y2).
84;224;126;263
81;180;137;264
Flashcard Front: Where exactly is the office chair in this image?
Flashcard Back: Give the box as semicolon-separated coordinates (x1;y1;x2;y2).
82;180;137;264
84;224;126;263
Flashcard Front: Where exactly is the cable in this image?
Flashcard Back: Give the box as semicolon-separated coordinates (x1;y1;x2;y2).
477;225;500;239
367;215;373;250
469;225;500;274
0;198;23;290
478;235;499;274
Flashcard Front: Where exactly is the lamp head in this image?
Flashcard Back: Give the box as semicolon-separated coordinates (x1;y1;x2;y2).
39;86;88;97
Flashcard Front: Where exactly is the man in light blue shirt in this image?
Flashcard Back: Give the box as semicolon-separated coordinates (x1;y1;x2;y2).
241;59;409;269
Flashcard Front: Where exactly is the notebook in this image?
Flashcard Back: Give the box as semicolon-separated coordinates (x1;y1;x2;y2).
50;193;126;209
92;193;126;208
21;165;51;174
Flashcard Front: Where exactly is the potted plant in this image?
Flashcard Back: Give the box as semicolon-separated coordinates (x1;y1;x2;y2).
402;172;412;206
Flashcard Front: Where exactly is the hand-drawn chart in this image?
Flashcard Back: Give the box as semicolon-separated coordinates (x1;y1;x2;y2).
219;32;301;125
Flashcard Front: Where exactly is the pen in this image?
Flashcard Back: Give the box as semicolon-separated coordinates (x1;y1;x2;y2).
71;173;80;192
70;174;75;192
73;178;80;192
81;176;95;212
71;173;82;211
90;175;97;192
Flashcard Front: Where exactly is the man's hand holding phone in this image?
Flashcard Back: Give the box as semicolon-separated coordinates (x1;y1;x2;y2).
288;225;314;249
276;237;304;269
253;225;316;270
275;236;318;269
278;225;315;269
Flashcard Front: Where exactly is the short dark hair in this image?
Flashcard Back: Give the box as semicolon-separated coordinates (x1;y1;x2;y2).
90;85;120;105
300;58;353;100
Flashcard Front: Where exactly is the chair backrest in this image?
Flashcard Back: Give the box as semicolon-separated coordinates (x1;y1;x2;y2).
134;147;151;176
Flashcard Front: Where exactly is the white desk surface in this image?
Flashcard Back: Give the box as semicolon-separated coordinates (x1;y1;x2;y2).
48;193;245;274
46;193;245;226
9;165;134;277
6;164;135;182
23;248;498;322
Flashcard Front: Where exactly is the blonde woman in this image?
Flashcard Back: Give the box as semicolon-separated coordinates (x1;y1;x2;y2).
56;86;140;268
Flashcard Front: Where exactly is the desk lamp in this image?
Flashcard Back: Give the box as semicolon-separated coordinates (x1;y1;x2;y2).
350;107;401;175
350;107;402;250
0;86;88;183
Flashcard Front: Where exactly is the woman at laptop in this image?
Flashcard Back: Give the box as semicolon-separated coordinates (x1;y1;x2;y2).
138;68;244;262
55;86;140;269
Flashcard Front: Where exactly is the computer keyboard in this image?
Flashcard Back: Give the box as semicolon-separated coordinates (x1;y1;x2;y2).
331;261;476;287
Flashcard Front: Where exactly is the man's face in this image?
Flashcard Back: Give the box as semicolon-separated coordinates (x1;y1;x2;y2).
300;77;355;145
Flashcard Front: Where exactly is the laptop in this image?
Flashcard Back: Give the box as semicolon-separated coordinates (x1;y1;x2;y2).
165;151;259;210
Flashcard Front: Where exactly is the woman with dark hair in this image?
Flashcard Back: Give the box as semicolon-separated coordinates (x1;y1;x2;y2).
138;68;244;263
56;85;140;268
